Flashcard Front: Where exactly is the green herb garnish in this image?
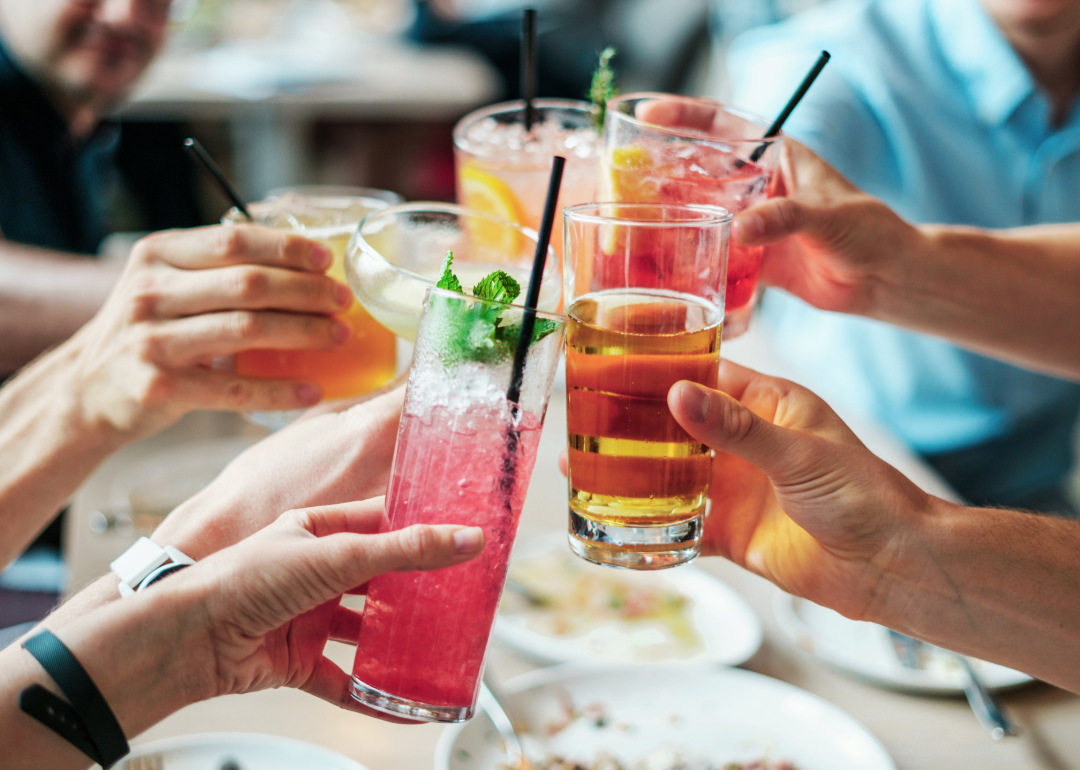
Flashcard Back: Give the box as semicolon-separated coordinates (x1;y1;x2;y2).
588;46;619;132
436;249;463;293
432;250;560;364
472;269;520;305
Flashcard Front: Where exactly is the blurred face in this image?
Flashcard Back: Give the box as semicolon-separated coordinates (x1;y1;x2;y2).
0;0;169;113
980;0;1080;34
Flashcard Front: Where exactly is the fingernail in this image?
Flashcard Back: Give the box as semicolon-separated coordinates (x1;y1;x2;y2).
334;282;353;309
311;244;332;270
453;527;485;554
297;383;322;404
735;213;764;242
332;320;352;344
679;382;712;423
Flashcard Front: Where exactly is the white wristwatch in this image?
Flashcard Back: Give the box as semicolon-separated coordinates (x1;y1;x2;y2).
110;537;195;597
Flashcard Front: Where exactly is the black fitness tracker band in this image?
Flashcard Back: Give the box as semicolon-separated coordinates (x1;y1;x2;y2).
19;629;129;768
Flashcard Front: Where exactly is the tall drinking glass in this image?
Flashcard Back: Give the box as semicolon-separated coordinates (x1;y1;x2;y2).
603;94;779;339
347;202;561;341
563;203;731;570
350;287;565;722
454;99;601;259
223;190;401;428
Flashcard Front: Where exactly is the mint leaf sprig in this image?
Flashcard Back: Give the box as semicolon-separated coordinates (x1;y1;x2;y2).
589;46;619;132
433;250;560;363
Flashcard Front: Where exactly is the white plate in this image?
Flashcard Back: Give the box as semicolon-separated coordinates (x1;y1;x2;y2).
494;535;762;666
437;663;896;770
115;732;367;770
772;591;1034;694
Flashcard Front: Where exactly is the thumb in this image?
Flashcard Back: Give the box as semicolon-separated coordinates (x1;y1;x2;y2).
733;197;819;247
668;381;812;482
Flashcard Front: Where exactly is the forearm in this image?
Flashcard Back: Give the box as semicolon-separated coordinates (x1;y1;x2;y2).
0;582;210;769
872;224;1080;379
0;340;126;568
0;242;121;374
873;497;1080;692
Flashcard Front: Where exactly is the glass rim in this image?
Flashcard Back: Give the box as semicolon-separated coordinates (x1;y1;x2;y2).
453;97;599;152
354;200;559;286
223;194;396;235
266;185;404;206
606;92;780;146
423;284;566;322
564;202;733;227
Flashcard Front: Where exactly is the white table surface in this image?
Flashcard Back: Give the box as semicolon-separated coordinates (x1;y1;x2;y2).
68;326;1080;770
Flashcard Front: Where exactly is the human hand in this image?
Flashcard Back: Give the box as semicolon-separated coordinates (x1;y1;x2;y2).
66;226;352;441
170;498;484;716
733;140;924;315
667;362;932;621
152;386;405;560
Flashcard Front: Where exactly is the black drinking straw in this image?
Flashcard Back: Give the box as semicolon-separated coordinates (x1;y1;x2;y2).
748;50;830;163
506;155;564;407
521;8;538;132
182;137;252;220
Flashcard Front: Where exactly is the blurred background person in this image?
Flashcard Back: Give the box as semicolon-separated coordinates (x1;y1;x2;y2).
719;0;1080;515
410;0;713;101
0;0;202;376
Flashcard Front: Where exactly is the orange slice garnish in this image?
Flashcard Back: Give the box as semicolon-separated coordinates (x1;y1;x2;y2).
459;164;526;258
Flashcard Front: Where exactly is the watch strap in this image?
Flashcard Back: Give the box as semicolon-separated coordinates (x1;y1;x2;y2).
21;629;129;768
111;538;194;597
19;684;103;763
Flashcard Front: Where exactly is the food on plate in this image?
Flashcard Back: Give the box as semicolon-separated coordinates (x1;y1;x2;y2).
500;552;704;659
530;748;797;770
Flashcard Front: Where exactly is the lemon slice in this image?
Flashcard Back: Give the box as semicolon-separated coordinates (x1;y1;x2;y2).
598;146;661;255
459;164;526;257
605;145;660;203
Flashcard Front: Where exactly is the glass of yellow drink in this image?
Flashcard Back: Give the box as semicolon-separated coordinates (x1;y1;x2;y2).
223;190;401;428
563;202;731;570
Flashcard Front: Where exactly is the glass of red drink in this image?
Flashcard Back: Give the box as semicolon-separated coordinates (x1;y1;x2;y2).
350;285;565;723
602;93;780;339
563;202;731;570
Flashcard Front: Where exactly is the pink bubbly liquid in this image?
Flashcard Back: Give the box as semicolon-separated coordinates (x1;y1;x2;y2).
610;145;772;312
351;404;543;711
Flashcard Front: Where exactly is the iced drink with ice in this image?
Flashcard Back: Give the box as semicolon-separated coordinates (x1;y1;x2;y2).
602;94;780;339
453;99;601;259
224;192;398;404
350;284;565;723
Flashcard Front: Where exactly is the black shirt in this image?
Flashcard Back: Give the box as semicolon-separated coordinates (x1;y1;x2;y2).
0;37;117;255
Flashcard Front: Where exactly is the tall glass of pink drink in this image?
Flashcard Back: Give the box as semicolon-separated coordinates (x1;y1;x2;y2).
350;286;565;723
602;94;781;339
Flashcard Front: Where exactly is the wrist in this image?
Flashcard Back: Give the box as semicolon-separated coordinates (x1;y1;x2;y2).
151;492;247;561
859;493;962;633
55;572;216;734
861;213;938;322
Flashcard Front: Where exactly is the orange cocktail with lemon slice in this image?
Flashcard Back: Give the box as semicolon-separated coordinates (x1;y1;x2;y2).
453;99;600;263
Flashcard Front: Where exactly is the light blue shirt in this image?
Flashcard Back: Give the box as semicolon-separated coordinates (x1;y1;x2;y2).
726;0;1080;504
